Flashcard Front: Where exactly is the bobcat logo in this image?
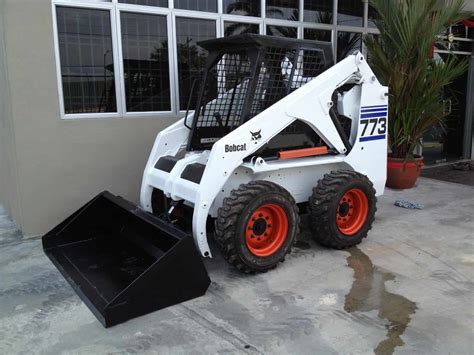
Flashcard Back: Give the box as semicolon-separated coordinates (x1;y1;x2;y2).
250;130;262;141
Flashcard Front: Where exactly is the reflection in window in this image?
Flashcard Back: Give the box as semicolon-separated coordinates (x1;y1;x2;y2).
121;12;170;112
304;28;332;42
337;0;363;27
368;5;380;28
436;23;474;53
118;0;168;6
174;0;217;12
267;25;298;38
304;0;333;24
337;31;362;61
365;34;379;63
223;0;261;16
56;7;116;114
176;17;216;110
224;22;259;36
266;0;299;21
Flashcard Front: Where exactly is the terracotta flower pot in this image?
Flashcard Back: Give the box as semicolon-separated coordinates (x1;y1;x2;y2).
386;156;424;189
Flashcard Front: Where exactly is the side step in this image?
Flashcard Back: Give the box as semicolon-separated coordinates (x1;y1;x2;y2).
42;191;210;327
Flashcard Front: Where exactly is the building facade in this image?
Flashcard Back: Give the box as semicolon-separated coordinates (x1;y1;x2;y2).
0;0;473;236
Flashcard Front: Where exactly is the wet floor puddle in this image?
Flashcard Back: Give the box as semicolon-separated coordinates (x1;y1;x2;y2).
345;247;417;355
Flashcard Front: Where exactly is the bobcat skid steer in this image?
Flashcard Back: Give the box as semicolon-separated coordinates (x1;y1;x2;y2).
43;34;388;327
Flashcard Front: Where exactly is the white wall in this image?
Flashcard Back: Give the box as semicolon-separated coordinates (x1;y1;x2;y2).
1;0;179;236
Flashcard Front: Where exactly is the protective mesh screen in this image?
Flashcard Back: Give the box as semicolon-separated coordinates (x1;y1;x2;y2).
196;52;252;128
190;44;327;150
249;47;325;120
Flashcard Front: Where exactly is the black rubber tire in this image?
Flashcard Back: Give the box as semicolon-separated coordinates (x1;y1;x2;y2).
308;170;376;249
215;181;299;273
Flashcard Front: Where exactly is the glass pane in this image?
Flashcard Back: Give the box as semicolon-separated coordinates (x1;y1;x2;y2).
337;0;363;27
223;0;261;16
304;0;333;24
121;12;171;112
266;0;299;21
304;28;332;42
266;25;298;38
174;0;217;12
118;0;168;6
56;7;116;114
368;5;380;28
224;22;259;36
176;17;216;110
337;31;362;61
365;34;378;63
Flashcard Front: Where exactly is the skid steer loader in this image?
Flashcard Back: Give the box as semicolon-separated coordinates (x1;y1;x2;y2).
43;34;388;327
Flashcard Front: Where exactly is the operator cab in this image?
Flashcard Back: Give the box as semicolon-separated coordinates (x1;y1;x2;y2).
185;34;334;156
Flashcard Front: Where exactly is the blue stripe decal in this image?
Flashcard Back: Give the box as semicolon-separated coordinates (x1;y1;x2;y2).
361;111;388;118
361;105;388;109
361;107;389;113
359;134;386;142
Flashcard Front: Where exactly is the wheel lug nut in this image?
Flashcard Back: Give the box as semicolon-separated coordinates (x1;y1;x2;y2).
264;233;268;236
258;213;263;217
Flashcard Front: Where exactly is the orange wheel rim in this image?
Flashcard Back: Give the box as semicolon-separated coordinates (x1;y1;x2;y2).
245;203;288;257
336;188;369;235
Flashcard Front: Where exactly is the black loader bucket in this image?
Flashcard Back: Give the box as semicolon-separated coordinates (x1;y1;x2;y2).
42;191;210;327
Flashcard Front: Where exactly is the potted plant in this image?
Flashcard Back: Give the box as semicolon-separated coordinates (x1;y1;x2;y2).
364;0;469;189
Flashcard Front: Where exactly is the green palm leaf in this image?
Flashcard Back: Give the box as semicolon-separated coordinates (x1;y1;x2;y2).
365;0;470;159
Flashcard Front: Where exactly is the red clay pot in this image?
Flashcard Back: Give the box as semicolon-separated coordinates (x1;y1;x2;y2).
386;156;424;189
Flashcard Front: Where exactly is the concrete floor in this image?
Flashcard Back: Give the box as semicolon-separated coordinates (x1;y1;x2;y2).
0;177;473;354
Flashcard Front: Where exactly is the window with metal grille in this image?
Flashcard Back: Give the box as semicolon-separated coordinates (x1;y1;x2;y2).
304;28;332;42
121;12;171;112
337;0;363;27
304;0;333;24
176;17;216;111
224;22;259;37
223;0;261;16
266;25;298;38
174;0;217;12
368;4;380;28
56;6;117;114
118;0;168;7
266;0;299;21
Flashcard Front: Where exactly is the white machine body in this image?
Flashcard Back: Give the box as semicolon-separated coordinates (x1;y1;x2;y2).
140;52;388;257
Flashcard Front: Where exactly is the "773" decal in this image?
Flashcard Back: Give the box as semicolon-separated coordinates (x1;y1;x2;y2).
359;105;388;142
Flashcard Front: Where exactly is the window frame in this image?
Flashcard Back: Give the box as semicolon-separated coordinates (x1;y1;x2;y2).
115;5;175;117
53;1;124;119
52;0;379;120
173;13;220;113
